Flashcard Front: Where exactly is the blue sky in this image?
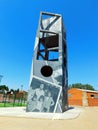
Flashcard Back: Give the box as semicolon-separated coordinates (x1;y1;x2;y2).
0;0;98;90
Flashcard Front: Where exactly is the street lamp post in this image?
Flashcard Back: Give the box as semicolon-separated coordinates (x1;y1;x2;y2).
21;85;23;91
20;85;23;106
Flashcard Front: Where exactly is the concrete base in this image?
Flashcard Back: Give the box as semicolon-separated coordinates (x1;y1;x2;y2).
0;107;83;120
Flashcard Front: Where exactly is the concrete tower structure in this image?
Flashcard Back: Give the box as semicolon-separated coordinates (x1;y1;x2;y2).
26;12;68;113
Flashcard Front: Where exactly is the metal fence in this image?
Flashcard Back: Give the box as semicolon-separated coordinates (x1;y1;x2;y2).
0;91;27;107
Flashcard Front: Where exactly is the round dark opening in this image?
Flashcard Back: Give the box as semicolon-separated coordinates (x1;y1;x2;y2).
41;65;53;77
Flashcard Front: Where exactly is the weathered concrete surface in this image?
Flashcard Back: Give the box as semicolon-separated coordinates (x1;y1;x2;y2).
0;107;82;119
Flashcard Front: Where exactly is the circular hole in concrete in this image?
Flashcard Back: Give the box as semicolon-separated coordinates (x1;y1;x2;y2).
41;65;53;77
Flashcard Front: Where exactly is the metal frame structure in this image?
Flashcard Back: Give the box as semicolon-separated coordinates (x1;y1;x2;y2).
26;12;68;113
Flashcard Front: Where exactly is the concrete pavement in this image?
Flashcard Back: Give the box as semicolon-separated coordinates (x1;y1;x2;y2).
0;106;83;120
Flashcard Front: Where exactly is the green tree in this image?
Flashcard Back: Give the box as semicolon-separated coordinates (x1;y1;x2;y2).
10;88;19;94
0;85;9;91
68;83;95;90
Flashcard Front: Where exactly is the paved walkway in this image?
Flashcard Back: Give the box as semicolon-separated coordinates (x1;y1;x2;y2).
0;107;83;119
0;107;98;130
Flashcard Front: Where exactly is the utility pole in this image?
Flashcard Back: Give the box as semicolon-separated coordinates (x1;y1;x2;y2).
0;75;3;85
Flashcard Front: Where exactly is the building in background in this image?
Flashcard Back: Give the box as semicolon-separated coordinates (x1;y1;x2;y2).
68;88;98;106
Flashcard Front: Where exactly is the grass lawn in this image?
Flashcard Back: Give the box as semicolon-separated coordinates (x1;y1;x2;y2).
0;102;26;107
